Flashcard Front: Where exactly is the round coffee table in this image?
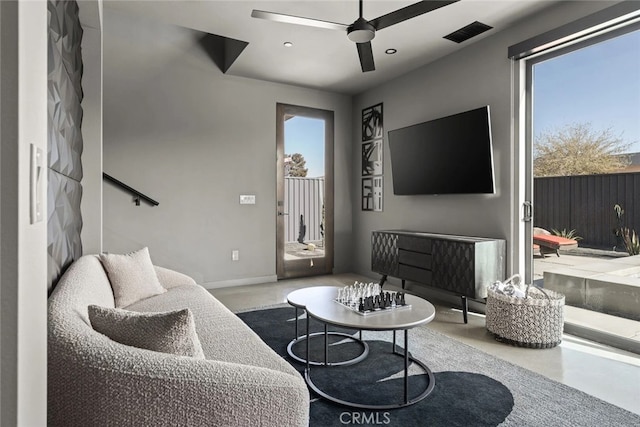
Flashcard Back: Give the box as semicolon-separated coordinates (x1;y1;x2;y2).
303;287;436;409
287;286;369;366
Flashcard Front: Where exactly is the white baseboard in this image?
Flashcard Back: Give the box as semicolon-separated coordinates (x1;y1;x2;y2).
201;275;278;289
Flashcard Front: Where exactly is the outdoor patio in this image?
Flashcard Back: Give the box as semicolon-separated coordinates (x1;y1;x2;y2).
284;240;325;260
534;249;640;351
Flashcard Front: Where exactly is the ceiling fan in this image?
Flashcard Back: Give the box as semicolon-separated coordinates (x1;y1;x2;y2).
251;0;459;73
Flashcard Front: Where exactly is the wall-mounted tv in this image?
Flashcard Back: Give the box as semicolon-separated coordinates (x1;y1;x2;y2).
388;106;495;195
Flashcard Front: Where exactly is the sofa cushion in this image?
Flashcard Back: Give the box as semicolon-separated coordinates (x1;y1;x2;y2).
99;247;166;307
88;305;205;358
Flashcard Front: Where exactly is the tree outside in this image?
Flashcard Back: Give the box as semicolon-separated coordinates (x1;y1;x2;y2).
533;123;631;177
285;153;308;177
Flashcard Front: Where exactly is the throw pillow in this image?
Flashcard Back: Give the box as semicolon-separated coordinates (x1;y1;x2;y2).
88;305;205;359
99;247;166;308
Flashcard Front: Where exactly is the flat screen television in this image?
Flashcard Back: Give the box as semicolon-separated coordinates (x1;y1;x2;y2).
388;106;495;195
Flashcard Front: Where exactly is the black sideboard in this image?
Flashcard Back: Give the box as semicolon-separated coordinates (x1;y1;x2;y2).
371;230;506;323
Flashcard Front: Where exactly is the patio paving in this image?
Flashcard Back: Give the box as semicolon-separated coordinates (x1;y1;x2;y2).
284;241;324;260
534;250;640;350
533;250;628;281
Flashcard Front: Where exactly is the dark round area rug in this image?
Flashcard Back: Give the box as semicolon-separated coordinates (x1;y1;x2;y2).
238;307;513;426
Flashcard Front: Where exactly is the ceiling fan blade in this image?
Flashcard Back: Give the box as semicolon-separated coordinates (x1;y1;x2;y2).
251;10;348;32
356;42;375;72
370;0;459;31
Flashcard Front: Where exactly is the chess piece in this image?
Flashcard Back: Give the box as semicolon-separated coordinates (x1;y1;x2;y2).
394;292;406;306
374;295;382;310
364;296;375;312
383;292;392;308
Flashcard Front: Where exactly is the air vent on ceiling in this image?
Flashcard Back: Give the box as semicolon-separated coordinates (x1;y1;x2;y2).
444;21;493;44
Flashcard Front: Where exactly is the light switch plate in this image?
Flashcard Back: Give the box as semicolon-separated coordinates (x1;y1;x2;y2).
240;195;256;205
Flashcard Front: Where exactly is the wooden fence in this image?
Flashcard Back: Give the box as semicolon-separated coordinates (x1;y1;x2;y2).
284;177;324;243
533;172;640;250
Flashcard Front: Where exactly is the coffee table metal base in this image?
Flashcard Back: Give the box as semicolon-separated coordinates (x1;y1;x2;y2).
287;332;370;366
288;307;369;366
304;329;435;410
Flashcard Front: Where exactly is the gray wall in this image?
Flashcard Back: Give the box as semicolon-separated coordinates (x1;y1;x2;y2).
79;0;103;255
47;0;84;290
351;1;613;285
102;2;613;290
102;10;352;287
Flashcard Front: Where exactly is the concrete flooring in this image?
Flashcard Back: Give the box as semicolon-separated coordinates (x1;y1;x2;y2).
210;273;640;416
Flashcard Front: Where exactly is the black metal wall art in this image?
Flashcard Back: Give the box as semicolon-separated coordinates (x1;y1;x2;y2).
361;103;383;211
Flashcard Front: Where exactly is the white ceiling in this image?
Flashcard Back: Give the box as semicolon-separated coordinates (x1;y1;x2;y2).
103;1;559;95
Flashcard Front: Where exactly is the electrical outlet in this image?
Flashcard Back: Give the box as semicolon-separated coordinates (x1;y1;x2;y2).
232;250;239;261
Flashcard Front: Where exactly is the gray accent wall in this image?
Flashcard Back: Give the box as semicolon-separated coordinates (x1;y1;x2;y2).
102;10;352;287
48;0;84;290
351;1;613;288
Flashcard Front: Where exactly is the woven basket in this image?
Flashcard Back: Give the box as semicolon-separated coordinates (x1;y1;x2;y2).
486;282;565;349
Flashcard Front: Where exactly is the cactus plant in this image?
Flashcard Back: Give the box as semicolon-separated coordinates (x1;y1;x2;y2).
621;227;640;256
551;228;582;241
613;204;640;255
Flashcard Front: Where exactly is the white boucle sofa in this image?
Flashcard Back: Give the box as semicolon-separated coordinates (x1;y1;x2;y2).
48;255;309;426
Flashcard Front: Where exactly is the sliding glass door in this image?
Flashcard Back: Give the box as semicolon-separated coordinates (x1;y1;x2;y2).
524;22;640;327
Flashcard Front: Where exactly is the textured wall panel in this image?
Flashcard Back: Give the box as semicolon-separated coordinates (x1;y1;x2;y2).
47;170;83;286
48;0;83;290
48;0;83;181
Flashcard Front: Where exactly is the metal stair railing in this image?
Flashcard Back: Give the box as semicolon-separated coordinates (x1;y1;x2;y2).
102;173;159;206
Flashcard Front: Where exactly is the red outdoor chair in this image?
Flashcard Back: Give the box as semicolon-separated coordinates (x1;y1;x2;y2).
533;231;578;257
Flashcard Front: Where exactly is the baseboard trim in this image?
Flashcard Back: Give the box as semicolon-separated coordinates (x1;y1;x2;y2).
202;275;278;289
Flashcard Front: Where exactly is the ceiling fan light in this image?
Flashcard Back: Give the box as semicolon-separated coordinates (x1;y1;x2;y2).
348;29;375;43
347;18;375;43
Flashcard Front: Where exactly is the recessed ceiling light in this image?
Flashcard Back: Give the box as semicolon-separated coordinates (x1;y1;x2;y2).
283;41;293;48
385;48;397;55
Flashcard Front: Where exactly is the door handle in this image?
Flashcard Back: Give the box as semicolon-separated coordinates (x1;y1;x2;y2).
523;201;533;222
277;212;289;216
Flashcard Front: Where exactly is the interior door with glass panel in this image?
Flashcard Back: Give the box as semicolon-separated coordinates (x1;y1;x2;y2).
276;103;334;279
